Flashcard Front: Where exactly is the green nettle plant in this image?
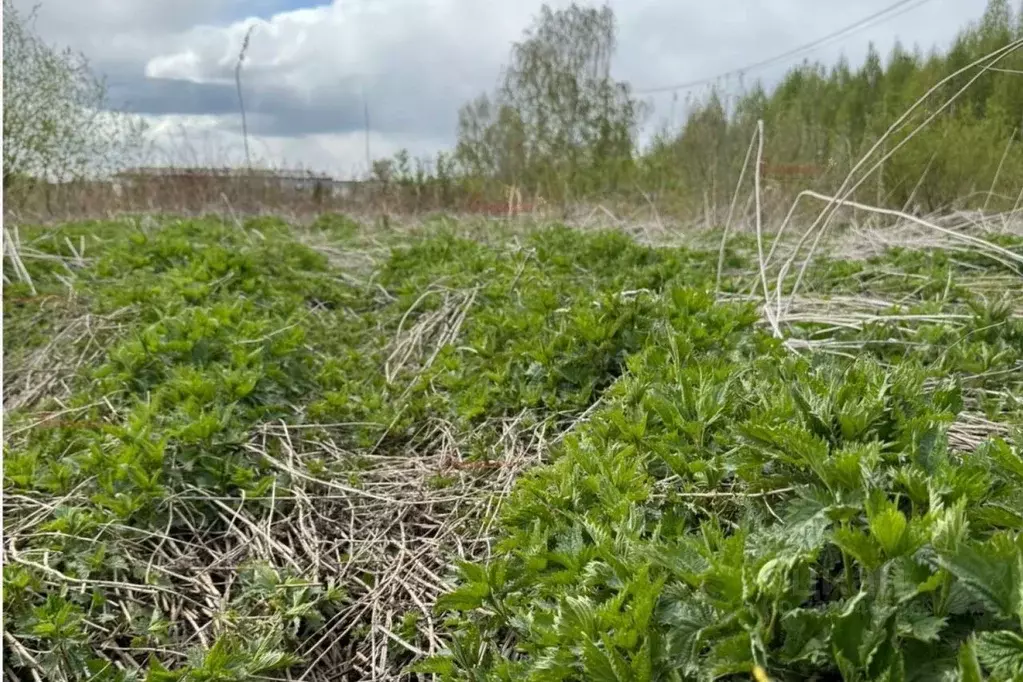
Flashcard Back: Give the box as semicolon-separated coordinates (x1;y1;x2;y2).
425;356;1023;681
5;213;1023;680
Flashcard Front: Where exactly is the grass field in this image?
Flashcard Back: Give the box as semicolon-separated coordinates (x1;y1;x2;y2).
3;208;1023;681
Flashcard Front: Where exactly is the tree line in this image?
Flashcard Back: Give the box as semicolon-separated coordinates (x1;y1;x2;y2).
376;0;1022;215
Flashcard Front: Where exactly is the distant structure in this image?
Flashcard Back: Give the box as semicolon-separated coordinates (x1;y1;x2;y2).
111;167;368;199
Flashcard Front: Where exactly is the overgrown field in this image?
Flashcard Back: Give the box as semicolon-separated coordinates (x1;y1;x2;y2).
4;212;1023;681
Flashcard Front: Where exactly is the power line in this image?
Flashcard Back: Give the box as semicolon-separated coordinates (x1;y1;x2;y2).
633;0;938;95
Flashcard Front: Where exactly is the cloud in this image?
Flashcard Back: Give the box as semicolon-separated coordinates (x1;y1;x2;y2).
137;0;535;140
12;0;995;175
138;112;448;178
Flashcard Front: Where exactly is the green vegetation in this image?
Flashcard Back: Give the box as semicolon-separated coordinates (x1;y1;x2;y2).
424;257;1023;680
1;214;736;679
451;4;640;202
4;211;1023;680
643;0;1023;214
373;0;1023;216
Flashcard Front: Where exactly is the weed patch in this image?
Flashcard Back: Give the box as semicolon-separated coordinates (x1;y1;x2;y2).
3;215;1022;680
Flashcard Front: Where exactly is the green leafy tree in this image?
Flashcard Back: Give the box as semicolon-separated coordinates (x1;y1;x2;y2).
454;3;642;202
2;0;146;192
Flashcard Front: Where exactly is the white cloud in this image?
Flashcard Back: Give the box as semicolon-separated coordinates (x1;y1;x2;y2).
138;112;447;178
146;50;207;83
141;0;533;117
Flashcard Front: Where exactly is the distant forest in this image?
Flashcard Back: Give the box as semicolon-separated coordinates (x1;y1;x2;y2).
375;0;1023;215
645;0;1023;213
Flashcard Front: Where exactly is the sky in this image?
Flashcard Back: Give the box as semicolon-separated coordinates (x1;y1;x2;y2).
12;0;996;179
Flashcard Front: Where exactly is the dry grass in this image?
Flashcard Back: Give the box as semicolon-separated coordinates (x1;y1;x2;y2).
233;415;544;678
1;410;553;679
2;230;135;412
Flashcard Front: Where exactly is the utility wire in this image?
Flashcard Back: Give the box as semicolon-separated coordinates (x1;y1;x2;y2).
634;0;939;95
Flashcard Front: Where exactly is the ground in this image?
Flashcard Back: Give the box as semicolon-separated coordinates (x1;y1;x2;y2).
3;209;1023;681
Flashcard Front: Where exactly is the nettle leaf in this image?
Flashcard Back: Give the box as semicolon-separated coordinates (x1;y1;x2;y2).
869;507;910;558
944;464;995;507
973;504;1023;532
709;631;755;678
456;560;488;585
984;439;1023;483
779;608;830;664
958;636;985;682
631;637;652;681
775;495;832;552
904;419;948;475
933;539;1021;619
657;594;716;673
976;630;1023;679
900;613;947;643
448;624;487;672
581;637;622;682
703;562;745;609
931;498;970;553
249;648;300;674
144;656;182;682
409;654;456;676
894;467;930;508
563;595;600;638
831;591;901;679
435;582;490;613
791;385;835;443
930;378;963;416
834;527;884;571
833;593;872;671
891;557;943;603
625;568;663;633
828;443;880;493
644;541;709;586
